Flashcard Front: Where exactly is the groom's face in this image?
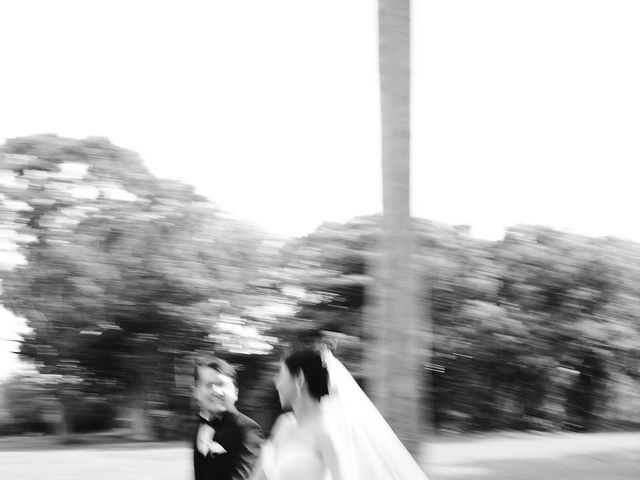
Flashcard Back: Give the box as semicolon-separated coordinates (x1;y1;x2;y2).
194;366;238;415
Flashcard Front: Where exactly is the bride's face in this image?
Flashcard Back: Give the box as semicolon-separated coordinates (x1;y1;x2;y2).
274;362;296;408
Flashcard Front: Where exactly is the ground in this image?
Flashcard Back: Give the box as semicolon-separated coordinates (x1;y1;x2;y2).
0;431;638;479
423;432;640;480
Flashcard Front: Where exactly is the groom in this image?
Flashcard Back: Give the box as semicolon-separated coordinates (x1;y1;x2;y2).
193;357;263;480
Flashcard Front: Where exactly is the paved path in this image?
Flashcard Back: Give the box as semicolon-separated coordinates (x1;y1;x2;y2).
0;432;638;479
423;432;640;479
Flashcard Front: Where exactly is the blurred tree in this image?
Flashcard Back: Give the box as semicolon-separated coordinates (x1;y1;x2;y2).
3;136;640;439
492;226;640;430
279;218;640;432
275;218;378;376
2;371;116;437
0;135;274;439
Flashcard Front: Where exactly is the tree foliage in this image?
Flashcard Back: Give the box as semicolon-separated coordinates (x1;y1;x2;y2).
279;219;640;432
0;135;277;438
2;135;640;438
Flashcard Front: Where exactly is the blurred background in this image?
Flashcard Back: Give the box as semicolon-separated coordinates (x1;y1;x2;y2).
1;1;640;479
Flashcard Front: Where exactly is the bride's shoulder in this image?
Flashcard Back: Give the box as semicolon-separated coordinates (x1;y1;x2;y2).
312;415;337;444
270;412;296;436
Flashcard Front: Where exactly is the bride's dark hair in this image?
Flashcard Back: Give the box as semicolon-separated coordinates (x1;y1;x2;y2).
283;347;329;401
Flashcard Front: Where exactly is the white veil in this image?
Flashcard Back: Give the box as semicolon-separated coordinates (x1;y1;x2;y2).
321;349;429;480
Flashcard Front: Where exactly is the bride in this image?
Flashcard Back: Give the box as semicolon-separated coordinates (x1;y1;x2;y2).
249;346;429;480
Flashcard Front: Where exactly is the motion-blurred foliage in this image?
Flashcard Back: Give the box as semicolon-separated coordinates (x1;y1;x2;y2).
1;135;639;439
0;135;280;439
283;220;640;432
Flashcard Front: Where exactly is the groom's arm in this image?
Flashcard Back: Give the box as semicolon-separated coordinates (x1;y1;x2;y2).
231;421;263;480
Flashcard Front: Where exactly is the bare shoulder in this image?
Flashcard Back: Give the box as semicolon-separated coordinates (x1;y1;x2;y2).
313;418;345;480
270;412;296;437
313;418;337;449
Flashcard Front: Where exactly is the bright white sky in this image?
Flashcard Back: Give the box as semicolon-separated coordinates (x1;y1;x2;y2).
1;0;640;378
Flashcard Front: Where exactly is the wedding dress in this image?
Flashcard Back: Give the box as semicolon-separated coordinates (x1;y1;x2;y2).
260;351;429;480
260;413;329;480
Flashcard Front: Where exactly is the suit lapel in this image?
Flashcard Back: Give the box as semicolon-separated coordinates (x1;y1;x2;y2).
212;410;236;452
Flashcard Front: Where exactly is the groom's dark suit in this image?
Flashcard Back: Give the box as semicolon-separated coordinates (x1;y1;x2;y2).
193;409;263;480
